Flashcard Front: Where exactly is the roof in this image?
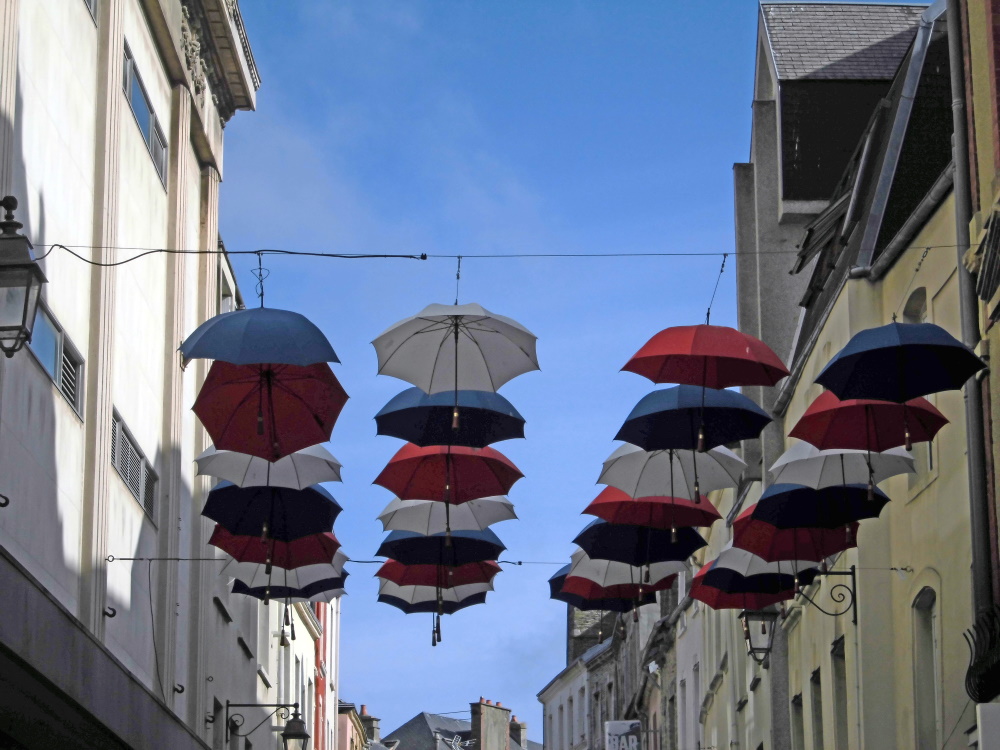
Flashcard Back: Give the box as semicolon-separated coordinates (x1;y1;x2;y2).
383;712;541;750
762;3;926;80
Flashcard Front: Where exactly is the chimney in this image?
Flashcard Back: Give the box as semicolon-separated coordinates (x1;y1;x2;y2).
360;706;381;743
470;699;512;750
509;716;528;750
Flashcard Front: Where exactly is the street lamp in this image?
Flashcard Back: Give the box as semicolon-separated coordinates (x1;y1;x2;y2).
0;196;46;358
226;701;310;750
280;708;310;750
739;609;779;667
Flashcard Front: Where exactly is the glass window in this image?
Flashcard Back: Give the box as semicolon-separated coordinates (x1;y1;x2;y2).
29;305;59;379
123;42;167;183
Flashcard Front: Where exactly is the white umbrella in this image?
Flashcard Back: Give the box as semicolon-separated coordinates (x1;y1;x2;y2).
598;444;747;499
376;579;494;602
222;551;349;589
714;542;820;576
567;548;685;587
371;303;539;394
195;444;342;489
377;496;517;534
768;442;915;488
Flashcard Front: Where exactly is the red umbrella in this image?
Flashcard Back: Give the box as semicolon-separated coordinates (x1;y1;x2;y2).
560;574;676;600
788;391;947;452
373;444;523;504
623;324;789;389
193;361;348;461
689;561;797;610
732;504;859;562
375;559;502;588
208;526;342;568
582;486;721;530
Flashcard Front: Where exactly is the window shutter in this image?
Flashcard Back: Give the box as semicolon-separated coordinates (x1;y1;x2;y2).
59;349;78;406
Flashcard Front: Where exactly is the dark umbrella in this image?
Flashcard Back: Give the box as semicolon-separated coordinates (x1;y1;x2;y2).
732;504;859;562
375;388;525;448
816;321;985;402
378;590;487;615
375;560;502;588
208;526;342;568
751;483;890;528
231;574;347;603
690;561;798;610
202;482;341;541
560;574;676;600
376;528;506;566
548;565;655;612
572;519;706;566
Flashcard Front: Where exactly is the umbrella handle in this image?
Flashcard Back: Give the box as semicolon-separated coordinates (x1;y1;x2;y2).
436;614;442;643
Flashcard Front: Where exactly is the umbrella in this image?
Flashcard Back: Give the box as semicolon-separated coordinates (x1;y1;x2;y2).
195;444;343;489
179;307;339;366
372;303;539;394
560;574;676;600
712;543;821;577
375;560;502;588
572;520;706;566
583;486;721;531
623;324;789;388
815;321;985;402
732;504;859;562
201;482;341;541
690;560;798;610
375;388;525;448
376;528;506;566
193;361;348;461
768;442;914;488
598;444;746;499
376;579;494;605
615;385;772;452
379;590;487;615
377;496;517;534
222;555;349;590
373;444;523;504
788;391;947;452
231;575;347;603
548;565;656;612
567;549;685;588
208;526;342;568
748;483;890;529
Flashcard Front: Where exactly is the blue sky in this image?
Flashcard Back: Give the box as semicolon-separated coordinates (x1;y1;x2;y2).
220;1;760;735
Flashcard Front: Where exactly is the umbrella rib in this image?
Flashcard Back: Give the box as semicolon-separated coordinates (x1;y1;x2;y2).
376;319;456;375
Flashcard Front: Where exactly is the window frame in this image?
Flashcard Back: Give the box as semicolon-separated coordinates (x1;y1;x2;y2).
25;299;85;417
83;0;97;21
110;409;158;523
122;41;168;186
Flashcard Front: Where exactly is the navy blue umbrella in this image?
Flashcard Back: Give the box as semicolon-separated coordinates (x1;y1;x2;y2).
753;483;889;528
816;322;985;402
375;388;525;448
700;565;818;595
547;565;655;612
376;528;506;566
615;386;772;451
232;573;347;603
378;591;488;615
202;482;341;541
572;520;706;566
180;308;339;366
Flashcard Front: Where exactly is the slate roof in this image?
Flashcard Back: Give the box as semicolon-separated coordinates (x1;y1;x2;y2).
383;713;541;750
761;3;927;80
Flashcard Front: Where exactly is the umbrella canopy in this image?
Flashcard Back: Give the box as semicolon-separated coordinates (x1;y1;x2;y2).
193;362;348;461
377;579;493;603
572;520;706;566
201;482;341;541
376;528;506;566
222;555;349;589
623;324;789;388
732;504;859;562
749;483;890;528
195;444;343;489
375;560;502;588
788;391;947;452
768;442;914;488
560;574;676;600
583;486;721;529
373;443;523;504
375;388;525;448
377;496;517;534
379;591;487;615
690;560;798;610
598;444;746;499
208;526;342;568
180;307;339;366
232;575;347;603
712;544;821;576
815;321;985;402
548;566;655;612
567;549;686;588
616;386;772;451
372;303;539;394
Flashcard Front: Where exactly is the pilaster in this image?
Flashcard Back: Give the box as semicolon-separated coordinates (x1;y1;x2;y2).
0;0;19;196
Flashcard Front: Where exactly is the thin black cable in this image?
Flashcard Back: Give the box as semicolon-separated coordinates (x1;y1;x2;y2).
147;561;167;700
705;253;728;324
455;255;462;305
940;699;971;750
893;246;930;321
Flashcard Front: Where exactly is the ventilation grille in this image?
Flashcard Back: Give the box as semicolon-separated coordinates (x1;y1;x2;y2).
111;412;157;520
59;349;79;407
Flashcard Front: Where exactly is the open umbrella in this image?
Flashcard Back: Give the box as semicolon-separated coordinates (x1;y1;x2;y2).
376;579;493;605
379;590;487;615
583;486;721;531
180;307;339;366
815;321;985;402
201;482;341;541
376;528;506;566
377;496;516;534
690;559;803;610
375;388;525;448
567;549;685;588
768;442;914;488
373;443;523;504
573;520;706;566
222;555;349;590
732;503;859;562
711;543;820;577
193;361;348;461
375;560;502;588
623;324;789;388
548;565;656;612
748;483;890;529
209;526;343;569
232;575;347;603
560;574;676;600
598;444;746;499
195;444;343;489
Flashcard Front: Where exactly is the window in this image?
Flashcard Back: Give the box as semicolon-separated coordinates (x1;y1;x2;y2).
790;694;805;750
810;669;825;750
27;302;84;414
678;680;687;749
110;410;158;519
123;42;168;183
832;638;849;748
913;587;941;749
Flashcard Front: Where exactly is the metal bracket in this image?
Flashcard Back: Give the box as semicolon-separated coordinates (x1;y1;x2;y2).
0;493;9;508
226;701;297;742
795;565;857;624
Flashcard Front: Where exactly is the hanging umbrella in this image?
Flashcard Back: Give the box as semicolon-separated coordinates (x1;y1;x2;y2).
548;565;656;612
788;391;947;452
747;483;890;530
623;324;789;388
373;443;523;504
201;482;341;541
598;444;746;499
690;560;799;610
567;549;686;588
377;579;493;605
222;555;349;590
375;388;525;448
583;486;721;530
195;444;343;489
711;543;821;577
375;560;502;588
193;361;348;461
180;307;339;366
768;442;914;488
377;496;517;534
208;526;342;568
615;385;771;451
732;503;859;562
232;575;347;603
376;528;506;566
815;321;985;402
560;574;676;600
372;303;539;394
379;590;487;615
572;520;706;566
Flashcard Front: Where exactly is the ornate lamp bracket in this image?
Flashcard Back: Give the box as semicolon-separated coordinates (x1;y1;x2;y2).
226;701;297;742
795;565;857;624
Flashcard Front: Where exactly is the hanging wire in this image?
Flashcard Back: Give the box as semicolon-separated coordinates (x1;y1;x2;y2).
147;561;167;700
705;253;728;325
455;255;463;305
251;252;269;308
893;247;930;321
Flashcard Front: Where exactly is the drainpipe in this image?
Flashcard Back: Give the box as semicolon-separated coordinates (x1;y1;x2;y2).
947;0;994;614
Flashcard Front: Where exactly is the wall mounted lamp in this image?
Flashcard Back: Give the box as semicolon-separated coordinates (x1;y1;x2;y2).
226;701;310;750
0;196;46;358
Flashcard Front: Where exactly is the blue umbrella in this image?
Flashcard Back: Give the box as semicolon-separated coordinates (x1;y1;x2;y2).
572;519;706;566
375;528;506;566
547;565;655;612
232;574;347;603
753;483;889;528
202;482;341;541
378;591;488;615
615;385;772;451
815;322;985;402
375;388;525;448
180;308;339;366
